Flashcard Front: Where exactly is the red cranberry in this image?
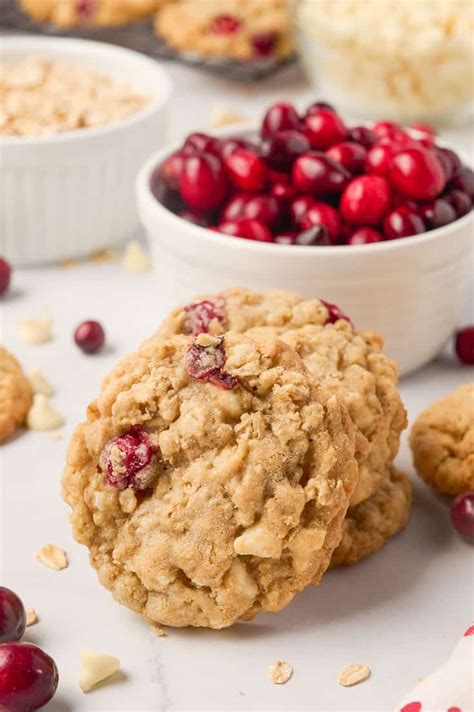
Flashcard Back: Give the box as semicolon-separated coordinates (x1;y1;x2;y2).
320;299;352;325
100;427;157;490
0;589;25;644
274;231;297;245
269;172;296;202
0;258;11;296
305;101;336;116
372;120;401;139
455;326;474;365
452;167;474;199
180;152;229;210
76;0;96;19
347;227;384;245
218;218;273;243
365;143;399;178
243;194;281;227
225;149;268;192
304;109;347;149
289;195;314;226
74;320;105;354
417;199;456;229
183;132;221;156
210;14;241;34
295;225;330;246
251;31;278;56
410;122;436;139
263;130;310;171
158;150;186;190
348;125;376;148
340;175;391;226
0;642;58;711
326;141;367;174
261;102;300;140
383;206;426;240
219;137;254;161
435;147;462;183
185;338;239;390
300;202;340;243
179;209;214;227
389;147;446;200
445;189;472;217
451;492;474;544
292;152;350;195
376;131;418;149
221;193;250;222
184;297;226;335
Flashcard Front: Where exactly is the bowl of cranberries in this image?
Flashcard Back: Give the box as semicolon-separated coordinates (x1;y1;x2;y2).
137;100;473;376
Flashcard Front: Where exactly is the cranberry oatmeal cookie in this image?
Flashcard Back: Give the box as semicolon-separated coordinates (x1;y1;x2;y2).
154;0;293;61
19;0;160;27
0;346;33;443
63;332;357;628
157;288;407;507
410;383;474;495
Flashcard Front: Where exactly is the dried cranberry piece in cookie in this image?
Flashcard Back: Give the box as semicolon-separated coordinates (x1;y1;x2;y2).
320;299;353;326
75;0;96;20
100;427;157;491
183;297;226;335
185;335;239;390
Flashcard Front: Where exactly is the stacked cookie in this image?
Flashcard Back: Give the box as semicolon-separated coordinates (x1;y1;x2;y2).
63;289;410;629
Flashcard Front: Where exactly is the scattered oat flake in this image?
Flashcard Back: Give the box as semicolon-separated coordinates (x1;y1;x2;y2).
18;316;53;345
79;650;121;692
36;544;68;571
90;248;118;264
267;661;293;685
26;608;38;627
28;368;54;396
121;240;151;273
210;105;247;128
27;394;63;431
338;663;371;687
152;625;167;637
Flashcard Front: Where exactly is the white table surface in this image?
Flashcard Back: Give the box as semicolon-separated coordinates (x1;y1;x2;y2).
1;60;474;712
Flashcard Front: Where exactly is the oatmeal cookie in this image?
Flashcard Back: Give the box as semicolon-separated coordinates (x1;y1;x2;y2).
410;383;474;495
63;332;357;628
19;0;160;27
0;346;33;443
330;467;412;568
157;288;407;506
154;0;293;61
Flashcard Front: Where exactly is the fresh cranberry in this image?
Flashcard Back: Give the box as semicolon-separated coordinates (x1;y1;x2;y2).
221;193;250;222
75;0;96;19
391;193;419;210
455;326;474;364
218;218;273;242
243;194;281;227
219;137;254;161
210;14;241;34
320;299;352;325
451;492;474;544
295;225;330;246
183;132;221;156
251;31;278;56
376;131;418;149
305;101;336;116
269;172;296;202
179;209;214;227
261;102;300;140
383;206;426;240
348;125;376;148
304;109;347;149
435;147;462;183
289;195;314;226
326;141;367;175
0;589;25;644
274;231;297;245
445;189;472;217
372;120;401;139
347;227;384;245
340;175;391;226
365;143;399;178
159;150;186;190
452;167;474;199
184;297;226;335
300;202;340;243
180;152;229;210
389;147;446;200
0;258;11;296
417;199;456;229
292;152;350;195
0;642;58;711
410;122;436;139
100;427;157;490
74;320;105;354
263;130;310;171
225;149;268;192
185;338;239;390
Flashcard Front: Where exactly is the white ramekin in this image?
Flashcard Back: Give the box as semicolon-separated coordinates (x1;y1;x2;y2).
136;124;474;377
0;36;172;265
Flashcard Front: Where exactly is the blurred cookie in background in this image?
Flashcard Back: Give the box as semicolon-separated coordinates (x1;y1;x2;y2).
18;0;161;27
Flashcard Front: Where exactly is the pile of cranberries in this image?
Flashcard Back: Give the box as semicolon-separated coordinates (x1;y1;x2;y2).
151;101;473;246
0;586;58;711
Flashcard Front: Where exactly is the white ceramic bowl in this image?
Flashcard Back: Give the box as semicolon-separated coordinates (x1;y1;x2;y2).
0;36;172;265
137;124;473;377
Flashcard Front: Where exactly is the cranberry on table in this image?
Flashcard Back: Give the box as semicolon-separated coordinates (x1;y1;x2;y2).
0;642;58;712
340;175;391;226
348;125;376;148
451;492;474;544
74;320;105;354
388;147;446;200
451;166;474;199
225;149;268;192
327;141;367;175
0;258;11;296
445;189;472;218
210;14;241;34
289;194;314;226
183;132;221;156
261;102;300;140
417;199;456;229
300;202;341;243
218;218;273;242
455;326;474;365
347;227;384;245
263;130;310;171
251;31;278;57
0;588;25;644
243;194;281;228
304;108;347;150
180;152;229;210
383;206;426;239
292;152;350;195
295;225;330;246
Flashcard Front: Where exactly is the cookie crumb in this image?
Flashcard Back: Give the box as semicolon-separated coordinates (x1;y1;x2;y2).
267;661;293;685
90;248;118;264
210;105;247;129
60;258;78;269
337;663;370;687
27;394;63;431
26;608;38;626
151;625;167;637
121;240;151;273
79;650;121;693
36;544;68;570
28;368;54;396
18;316;53;345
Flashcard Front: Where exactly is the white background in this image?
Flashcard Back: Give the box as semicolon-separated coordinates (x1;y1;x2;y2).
1;60;474;712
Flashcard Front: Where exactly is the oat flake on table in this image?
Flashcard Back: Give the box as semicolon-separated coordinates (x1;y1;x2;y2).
36;544;68;571
26;608;38;627
267;661;293;685
337;663;371;687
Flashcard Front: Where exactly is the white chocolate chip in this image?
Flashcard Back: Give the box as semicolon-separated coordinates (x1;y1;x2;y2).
26;608;38;626
210;105;247;128
234;523;281;558
267;661;293;685
27;368;54;396
27;395;63;431
121;241;151;273
36;544;68;570
79;650;121;692
337;663;371;687
19;316;53;345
